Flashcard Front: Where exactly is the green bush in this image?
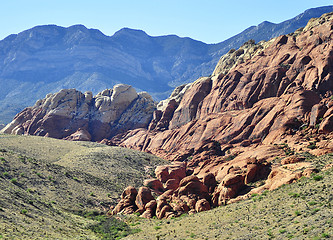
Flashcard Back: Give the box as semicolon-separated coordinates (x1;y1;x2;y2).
88;216;139;239
20;209;27;215
322;233;331;238
312;175;323;181
288;192;300;198
279;229;287;234
10;178;17;184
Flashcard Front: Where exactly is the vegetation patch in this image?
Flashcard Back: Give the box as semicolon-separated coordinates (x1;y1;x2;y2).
0;134;166;239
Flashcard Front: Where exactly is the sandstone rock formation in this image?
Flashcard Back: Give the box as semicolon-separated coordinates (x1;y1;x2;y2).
113;12;333;162
3;11;333;219
1;84;156;141
110;12;333;218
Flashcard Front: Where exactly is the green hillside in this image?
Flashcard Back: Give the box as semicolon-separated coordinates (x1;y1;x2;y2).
0;134;166;239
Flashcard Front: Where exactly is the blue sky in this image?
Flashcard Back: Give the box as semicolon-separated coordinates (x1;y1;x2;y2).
1;0;332;43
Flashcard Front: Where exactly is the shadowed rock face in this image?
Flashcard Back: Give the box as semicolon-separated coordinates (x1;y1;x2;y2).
1;84;156;141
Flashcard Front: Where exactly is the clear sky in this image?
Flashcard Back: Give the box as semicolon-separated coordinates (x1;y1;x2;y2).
0;0;332;43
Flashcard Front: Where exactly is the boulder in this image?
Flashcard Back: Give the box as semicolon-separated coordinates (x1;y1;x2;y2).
195;199;211;212
177;175;210;200
121;186;138;202
112;186;138;215
156;199;170;219
155;162;186;183
164;179;179;191
143;179;164;192
264;167;303;190
281;155;305;165
202;173;217;193
319;114;333;133
64;128;92;141
140;200;157;219
212;173;246;206
135;187;155;210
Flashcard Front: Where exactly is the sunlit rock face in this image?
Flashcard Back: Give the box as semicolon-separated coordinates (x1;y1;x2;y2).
1;84;156;141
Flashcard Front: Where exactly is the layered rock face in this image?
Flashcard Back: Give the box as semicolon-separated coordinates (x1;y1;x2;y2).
3;12;333;219
110;13;333;218
1;84;156;141
113;12;333;160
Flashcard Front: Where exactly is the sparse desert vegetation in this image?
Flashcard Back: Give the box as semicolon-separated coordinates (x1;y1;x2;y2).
0;134;166;239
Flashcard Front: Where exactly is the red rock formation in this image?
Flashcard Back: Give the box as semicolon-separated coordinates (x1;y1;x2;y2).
113;14;333;164
143;179;164;192
111;13;333;218
112;186;138;215
135;187;155;211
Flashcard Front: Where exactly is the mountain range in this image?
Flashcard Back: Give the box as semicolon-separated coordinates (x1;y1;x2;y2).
1;7;333;239
0;5;333;124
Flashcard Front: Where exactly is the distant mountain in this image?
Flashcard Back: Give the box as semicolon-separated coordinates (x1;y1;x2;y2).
0;5;332;123
211;6;333;56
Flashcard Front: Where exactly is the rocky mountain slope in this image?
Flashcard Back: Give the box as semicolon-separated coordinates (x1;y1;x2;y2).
3;12;333;221
113;11;333;160
0;6;332;124
106;12;333;218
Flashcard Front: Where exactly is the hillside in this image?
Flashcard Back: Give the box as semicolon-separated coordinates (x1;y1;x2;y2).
124;154;333;239
0;134;166;239
1;8;333;240
2;10;333;219
0;6;332;124
100;11;333;222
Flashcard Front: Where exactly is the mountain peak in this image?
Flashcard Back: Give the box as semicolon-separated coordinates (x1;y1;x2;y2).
113;27;149;38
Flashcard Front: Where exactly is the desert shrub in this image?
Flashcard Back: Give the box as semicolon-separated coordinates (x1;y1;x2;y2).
234;48;244;56
307;142;317;149
20;209;27;214
10;178;17;184
308;201;317;206
88;216;140;239
288;192;300;198
312;175;323;181
321;233;331;238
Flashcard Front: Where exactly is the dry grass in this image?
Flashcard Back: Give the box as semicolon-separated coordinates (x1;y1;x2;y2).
0;134;166;239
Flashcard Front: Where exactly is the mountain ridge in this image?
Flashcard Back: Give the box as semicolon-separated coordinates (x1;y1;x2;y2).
0;5;333;124
1;8;333;239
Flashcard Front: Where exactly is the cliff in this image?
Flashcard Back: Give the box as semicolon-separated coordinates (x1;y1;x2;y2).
107;12;333;218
